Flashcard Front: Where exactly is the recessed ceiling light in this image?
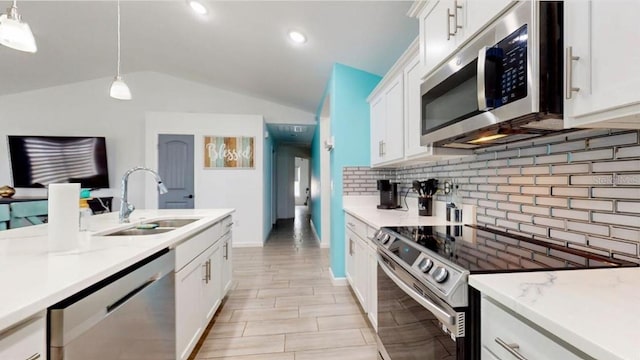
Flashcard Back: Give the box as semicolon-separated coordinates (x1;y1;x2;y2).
189;1;208;15
288;30;307;44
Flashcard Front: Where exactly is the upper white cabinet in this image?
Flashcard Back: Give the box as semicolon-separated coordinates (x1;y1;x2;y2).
370;74;405;166
564;0;640;129
409;0;513;77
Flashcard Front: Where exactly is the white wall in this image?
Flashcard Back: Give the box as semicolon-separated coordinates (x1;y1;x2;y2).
0;71;314;211
276;150;295;220
145;112;265;246
294;158;310;205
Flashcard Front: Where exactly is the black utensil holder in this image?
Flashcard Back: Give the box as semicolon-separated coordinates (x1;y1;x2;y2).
418;197;433;216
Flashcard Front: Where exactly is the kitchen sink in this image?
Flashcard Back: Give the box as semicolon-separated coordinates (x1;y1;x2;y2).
103;227;176;236
142;219;198;228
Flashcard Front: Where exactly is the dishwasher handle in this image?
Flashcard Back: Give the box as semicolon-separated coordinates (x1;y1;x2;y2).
106;277;157;313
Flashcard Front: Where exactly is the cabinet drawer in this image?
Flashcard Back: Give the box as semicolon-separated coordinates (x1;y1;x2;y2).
0;313;45;360
345;214;368;239
481;297;584;360
175;223;219;271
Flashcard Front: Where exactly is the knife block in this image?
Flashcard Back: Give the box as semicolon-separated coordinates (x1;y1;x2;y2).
418;197;433;216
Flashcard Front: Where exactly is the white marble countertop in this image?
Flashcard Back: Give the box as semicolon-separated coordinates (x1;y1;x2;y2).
469;268;640;360
343;196;475;228
0;209;234;331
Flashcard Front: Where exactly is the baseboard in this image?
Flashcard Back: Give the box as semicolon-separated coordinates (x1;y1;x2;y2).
310;220;328;247
329;267;348;286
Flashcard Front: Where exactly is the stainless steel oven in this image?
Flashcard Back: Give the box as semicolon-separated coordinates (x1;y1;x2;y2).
377;251;464;360
420;1;564;148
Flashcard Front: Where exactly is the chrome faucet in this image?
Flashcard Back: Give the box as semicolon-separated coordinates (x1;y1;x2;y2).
119;166;168;223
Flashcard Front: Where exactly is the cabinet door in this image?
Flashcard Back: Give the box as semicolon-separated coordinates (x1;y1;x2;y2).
367;245;378;330
565;0;640;127
421;0;459;75
404;56;425;158
221;235;233;296
354;236;368;312
0;315;45;360
464;0;513;40
345;228;357;287
383;74;405;162
203;243;222;323
175;255;206;360
370;95;386;165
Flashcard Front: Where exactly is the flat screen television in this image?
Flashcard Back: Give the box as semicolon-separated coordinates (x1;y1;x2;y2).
7;135;110;188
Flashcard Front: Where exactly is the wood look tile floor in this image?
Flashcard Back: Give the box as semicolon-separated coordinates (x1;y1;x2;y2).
193;207;378;360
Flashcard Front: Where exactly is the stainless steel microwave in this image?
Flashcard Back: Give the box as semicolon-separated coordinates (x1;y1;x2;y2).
420;1;565;149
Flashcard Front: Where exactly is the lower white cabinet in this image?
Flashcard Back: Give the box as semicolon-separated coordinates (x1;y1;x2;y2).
0;313;45;360
481;296;586;360
175;217;233;360
344;213;378;330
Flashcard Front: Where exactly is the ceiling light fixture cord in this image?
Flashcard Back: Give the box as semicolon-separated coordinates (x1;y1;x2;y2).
116;0;121;77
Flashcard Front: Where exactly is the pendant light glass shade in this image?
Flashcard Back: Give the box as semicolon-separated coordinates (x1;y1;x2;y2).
110;0;131;100
0;2;37;53
110;76;132;100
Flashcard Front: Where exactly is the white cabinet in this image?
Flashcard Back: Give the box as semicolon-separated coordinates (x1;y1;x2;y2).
564;0;640;129
464;0;513;39
175;217;233;360
370;74;405;166
344;213;378;330
0;313;45;360
481;296;586;360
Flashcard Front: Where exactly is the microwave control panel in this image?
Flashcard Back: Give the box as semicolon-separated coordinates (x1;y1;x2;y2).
489;24;528;108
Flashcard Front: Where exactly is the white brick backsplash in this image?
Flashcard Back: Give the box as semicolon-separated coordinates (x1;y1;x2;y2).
498;202;522;212
509;176;535;185
508;195;534;204
469;161;488;169
611;227;640;242
566;129;611;140
548;249;588;265
476;152;496;161
616;174;640;186
497;185;521;193
521;186;550;195
488;193;509;201
612;254;640;264
496;149;519;159
477;215;496;225
570;199;614;212
478;185;497;192
496;219;519;230
616;201;640;214
497;167;521;175
521;205;551;216
534;216;566;229
487;176;509;184
536;197;569;207
592;187;640;199
508;157;534;166
536;154;568;164
520;146;548;157
551;187;590;197
469;177;486;184
507;212;533;223
592;212;639;227
551;163;590;174
487;159;509;167
520;224;549;236
550;229;587;244
570;149;614;162
536;176;569;185
551;208;590;221
478;200;498;208
571;175;612;186
549;140;586;153
521;166;550;175
568;243;611;257
616;145;640;159
567;221;609;237
533;254;568;268
478;168;497;176
592;160;640;173
589;132;638;148
486;209;507;218
469;192;487;199
589;236;637;255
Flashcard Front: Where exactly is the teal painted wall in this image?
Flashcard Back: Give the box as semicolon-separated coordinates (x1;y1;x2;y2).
263;126;274;242
328;64;381;278
310;124;322;238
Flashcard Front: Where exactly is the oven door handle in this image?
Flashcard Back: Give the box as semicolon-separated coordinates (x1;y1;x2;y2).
377;256;455;325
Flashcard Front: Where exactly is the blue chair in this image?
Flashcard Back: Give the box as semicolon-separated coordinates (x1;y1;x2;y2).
0;205;9;230
9;201;48;228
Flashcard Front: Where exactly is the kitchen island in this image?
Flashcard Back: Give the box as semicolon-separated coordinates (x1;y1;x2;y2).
0;209;234;359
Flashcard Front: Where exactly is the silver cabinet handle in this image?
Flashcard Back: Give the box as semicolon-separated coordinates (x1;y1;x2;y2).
224;242;229;260
347;222;356;228
226;222;234;228
495;338;528;360
453;0;463;34
382;141;386;156
565;46;580;99
207;259;211;281
349;238;354;256
447;8;456;40
26;354;41;360
203;261;209;283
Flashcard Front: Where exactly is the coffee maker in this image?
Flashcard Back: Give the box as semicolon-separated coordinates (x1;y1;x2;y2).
377;179;400;209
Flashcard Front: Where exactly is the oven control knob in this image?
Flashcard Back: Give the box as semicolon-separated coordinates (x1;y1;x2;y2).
374;230;382;239
432;267;449;283
382;234;391;244
418;258;434;273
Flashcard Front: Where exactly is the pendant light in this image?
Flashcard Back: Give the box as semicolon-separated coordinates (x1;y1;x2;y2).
0;0;37;53
109;0;131;100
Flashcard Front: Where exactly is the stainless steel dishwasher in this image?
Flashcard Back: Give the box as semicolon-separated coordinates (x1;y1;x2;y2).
49;249;175;360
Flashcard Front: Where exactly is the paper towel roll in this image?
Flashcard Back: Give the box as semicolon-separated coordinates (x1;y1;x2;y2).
48;183;80;252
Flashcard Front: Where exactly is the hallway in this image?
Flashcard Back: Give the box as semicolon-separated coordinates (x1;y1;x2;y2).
193;206;377;359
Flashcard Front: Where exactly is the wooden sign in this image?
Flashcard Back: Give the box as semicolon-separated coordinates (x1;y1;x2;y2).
204;136;254;169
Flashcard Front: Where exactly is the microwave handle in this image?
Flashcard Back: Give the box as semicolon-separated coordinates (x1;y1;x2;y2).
477;46;490;111
477;46;503;111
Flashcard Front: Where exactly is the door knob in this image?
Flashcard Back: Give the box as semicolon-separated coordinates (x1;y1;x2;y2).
184;194;193;199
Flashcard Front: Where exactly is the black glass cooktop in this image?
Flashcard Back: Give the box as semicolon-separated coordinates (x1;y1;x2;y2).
383;225;637;274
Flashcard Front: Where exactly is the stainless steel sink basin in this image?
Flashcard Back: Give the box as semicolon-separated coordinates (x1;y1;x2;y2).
103;227;176;236
142;219;198;228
